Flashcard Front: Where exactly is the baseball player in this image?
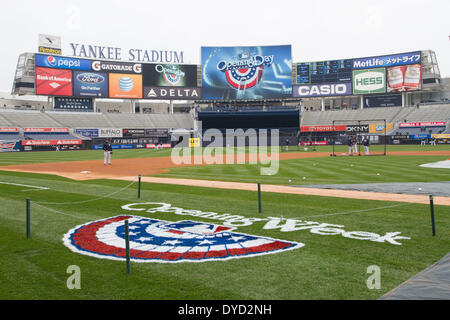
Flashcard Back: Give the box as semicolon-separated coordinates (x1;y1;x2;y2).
352;136;358;154
347;136;353;156
103;139;113;165
363;137;370;155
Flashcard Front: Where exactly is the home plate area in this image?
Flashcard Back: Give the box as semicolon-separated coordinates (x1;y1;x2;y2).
63;215;304;263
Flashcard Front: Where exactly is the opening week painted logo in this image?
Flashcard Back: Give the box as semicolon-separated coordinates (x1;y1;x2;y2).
217;53;274;90
63;202;411;263
63;215;303;263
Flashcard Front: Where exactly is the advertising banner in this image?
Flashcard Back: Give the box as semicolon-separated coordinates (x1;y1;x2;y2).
386;64;421;92
73;71;109;98
38;34;62;55
300;141;329;146
300;125;346;132
293;82;352;98
35;54;91;70
75;128;99;138
432;134;450;139
143;63;197;87
364;93;402;107
54;97;93;111
352;68;386;95
92;60;142;74
35;67;73;96
98;128;123;138
108;74;142;99
0;128;19;133
0;141;21;152
201;45;292;100
24;127;70;133
345;124;369;133
146;143;171;149
352;51;421;69
122;129;145;138
399;122;446;128
143;87;201;100
369;123;393;134
21;139;82;146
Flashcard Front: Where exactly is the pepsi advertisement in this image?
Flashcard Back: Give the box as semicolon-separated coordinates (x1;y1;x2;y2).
201;45;292;100
73;71;108;97
35;54;92;71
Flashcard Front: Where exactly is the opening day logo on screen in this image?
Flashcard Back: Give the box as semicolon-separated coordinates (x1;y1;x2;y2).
201;45;292;100
352;68;386;95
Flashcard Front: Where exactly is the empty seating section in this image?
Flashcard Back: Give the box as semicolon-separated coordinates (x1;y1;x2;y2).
301;105;450;132
0;133;22;141
0;110;195;130
1;110;62;127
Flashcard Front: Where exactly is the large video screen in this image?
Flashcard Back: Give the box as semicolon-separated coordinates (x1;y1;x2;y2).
201;45;292;100
386;64;421;92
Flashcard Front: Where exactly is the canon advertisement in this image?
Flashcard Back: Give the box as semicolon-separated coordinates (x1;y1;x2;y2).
293;82;352;98
201;45;292;100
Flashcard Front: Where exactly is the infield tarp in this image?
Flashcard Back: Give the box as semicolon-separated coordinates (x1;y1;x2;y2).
379;253;450;300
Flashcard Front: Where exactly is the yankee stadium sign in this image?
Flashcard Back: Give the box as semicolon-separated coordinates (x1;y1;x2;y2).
63;203;411;263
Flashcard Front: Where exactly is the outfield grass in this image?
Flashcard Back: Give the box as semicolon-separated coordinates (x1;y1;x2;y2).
0;145;449;300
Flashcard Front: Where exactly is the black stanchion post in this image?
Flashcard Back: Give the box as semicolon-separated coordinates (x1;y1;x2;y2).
429;195;436;236
138;174;141;199
125;219;131;274
26;198;30;239
258;183;262;213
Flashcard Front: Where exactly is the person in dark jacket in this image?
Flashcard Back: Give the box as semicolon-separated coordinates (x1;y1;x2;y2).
347;136;353;156
103;139;113;165
363;137;370;155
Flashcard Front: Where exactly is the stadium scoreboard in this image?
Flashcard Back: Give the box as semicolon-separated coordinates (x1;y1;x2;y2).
296;59;354;85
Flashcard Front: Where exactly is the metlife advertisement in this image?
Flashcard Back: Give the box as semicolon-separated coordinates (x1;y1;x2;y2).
201;45;292;100
352;51;421;69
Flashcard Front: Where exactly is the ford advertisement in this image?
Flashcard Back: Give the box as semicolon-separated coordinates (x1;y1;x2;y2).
73;71;108;97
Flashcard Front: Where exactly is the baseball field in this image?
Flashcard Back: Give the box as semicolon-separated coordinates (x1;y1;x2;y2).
0;144;449;300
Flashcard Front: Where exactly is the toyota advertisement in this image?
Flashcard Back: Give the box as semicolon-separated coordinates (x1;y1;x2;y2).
35;67;73;96
201;45;292;100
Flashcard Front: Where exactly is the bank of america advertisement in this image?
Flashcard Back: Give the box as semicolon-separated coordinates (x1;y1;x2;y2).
201;45;292;100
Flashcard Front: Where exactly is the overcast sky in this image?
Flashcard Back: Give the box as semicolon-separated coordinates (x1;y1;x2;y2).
0;0;448;92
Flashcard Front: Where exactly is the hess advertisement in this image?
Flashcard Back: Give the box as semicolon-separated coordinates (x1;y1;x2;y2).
352;68;386;95
35;67;73;96
108;73;142;99
201;45;292;100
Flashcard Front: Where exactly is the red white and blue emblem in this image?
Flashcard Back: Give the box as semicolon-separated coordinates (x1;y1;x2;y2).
63;215;304;263
217;54;273;90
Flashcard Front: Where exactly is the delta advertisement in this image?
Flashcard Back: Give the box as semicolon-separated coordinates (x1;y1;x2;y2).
142;63;200;99
35;67;73;96
201;45;292;100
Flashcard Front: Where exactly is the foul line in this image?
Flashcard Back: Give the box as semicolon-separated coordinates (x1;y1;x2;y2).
0;181;50;192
